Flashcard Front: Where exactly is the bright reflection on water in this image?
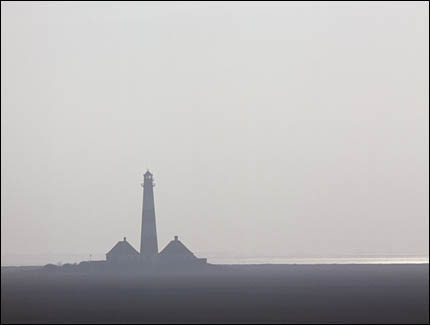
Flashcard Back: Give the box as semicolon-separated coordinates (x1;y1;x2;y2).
206;256;430;265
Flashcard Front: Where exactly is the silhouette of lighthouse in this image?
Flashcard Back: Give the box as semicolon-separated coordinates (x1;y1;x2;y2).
140;170;158;257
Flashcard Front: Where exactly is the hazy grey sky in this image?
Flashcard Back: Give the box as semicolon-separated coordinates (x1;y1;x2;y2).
2;2;429;265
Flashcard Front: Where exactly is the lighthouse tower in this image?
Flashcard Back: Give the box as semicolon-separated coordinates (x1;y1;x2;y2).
140;170;158;257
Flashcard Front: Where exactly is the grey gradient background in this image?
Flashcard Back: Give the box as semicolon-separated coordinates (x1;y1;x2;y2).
1;2;429;265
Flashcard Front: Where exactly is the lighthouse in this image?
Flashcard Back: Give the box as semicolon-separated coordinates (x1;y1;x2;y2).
101;170;207;268
140;170;158;257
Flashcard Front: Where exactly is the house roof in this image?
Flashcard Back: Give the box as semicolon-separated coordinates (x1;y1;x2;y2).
106;238;139;256
159;236;196;258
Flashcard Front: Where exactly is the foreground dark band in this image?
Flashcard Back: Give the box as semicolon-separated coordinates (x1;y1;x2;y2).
2;264;429;324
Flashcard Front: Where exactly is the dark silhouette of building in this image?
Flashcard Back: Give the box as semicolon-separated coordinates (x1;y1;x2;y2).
106;237;139;264
158;236;207;265
140;170;158;258
66;171;207;270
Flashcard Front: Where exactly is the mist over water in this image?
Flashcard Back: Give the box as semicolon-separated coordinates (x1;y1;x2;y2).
2;2;429;265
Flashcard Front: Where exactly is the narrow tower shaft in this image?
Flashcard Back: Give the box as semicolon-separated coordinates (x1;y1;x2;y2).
140;171;158;257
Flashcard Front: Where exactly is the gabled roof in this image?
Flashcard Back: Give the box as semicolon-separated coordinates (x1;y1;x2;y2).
159;236;196;258
106;238;139;256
